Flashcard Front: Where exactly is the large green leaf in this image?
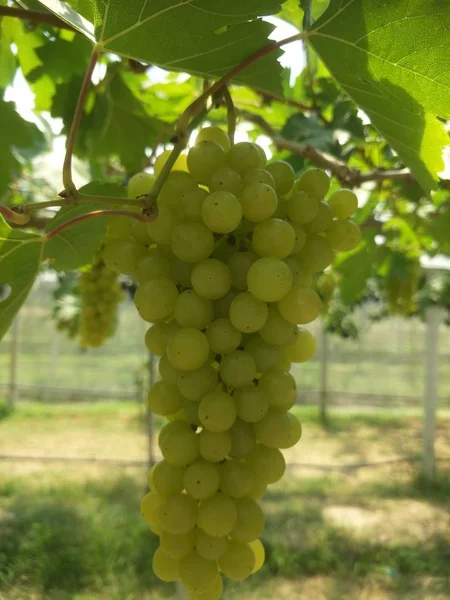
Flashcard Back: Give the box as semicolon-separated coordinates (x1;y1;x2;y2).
0;17;16;88
36;0;284;95
307;0;450;193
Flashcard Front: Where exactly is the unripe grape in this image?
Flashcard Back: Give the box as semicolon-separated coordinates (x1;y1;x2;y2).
220;459;253;498
282;328;317;363
147;380;185;416
134;277;179;323
278;285;321;324
152;459;186;495
287;190;319;225
218;541;255;580
196;126;230;151
295;168;330;199
198;391;237;433
227;142;263;173
327;188;358;218
160;529;195;559
188;141;227;183
183;459;220;499
174;289;214;329
197;493;238;537
247;257;293;302
240;182;278;222
102;238;147;277
158;493;198;534
199;429;232;463
304;201;333;234
208;167;242;196
179;550;219;593
229;292;268;333
297;234;334;272
195;530;228;561
152;547;180;582
229;418;257;458
230;497;265;543
177;363;218;402
167;328;210;371
205;318;242;355
219;350;257;388
145;321;178;356
234;385;269;423
202;190;242;233
127;172;155;198
191;259;232;300
171;222;214;263
266;160;295;194
242;168;276;188
259;370;296;410
254;410;302;449
252;218;296;258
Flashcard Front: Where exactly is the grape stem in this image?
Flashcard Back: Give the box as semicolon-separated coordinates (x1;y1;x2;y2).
0;6;76;30
222;87;236;146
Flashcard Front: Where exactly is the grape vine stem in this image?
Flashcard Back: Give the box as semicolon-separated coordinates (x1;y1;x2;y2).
0;6;76;31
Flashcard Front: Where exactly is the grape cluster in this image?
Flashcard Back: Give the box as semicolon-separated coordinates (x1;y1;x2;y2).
79;252;124;348
386;252;421;315
101;127;360;599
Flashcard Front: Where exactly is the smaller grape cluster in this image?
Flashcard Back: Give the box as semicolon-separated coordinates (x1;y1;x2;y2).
386;252;421;315
101;126;360;599
78;252;123;348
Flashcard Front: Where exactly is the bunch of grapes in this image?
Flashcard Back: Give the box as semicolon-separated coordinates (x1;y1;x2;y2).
101;127;360;599
78;252;124;348
385;252;421;316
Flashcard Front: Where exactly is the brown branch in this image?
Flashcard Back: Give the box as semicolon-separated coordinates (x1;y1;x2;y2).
0;6;76;31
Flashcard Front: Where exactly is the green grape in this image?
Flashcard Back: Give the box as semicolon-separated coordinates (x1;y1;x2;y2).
154;149;188;176
145;321;179;356
136;251;172;284
201;190;242;233
191;259;232;300
205;318;241;355
254;410;302;449
199;429;232;463
213;289;238;319
134;277;179;323
196;126;231;152
158;493;198;534
184;399;201;427
211;237;236;263
102;238;147;277
128;172;155;198
174;290;214;329
171;222;215;263
187;141;227;183
167;328;210;371
227;251;258;290
147;381;185;416
147;206;181;245
278;285;321;325
245;337;283;372
247;477;267;500
177;363;218;402
327;188;358;219
107;214;132;238
297;234;334;273
284;256;314;287
171;257;195;288
159;419;199;465
129;219;153;246
255;143;267;166
195;529;228;561
229;418;257;458
252;218;296;258
180;187;209;222
227;141;263;173
242;168;276;188
247;257;293;302
234;385;269;423
266;160;295;194
198;391;237;433
183;459;220;500
229;292;268;333
250;539;265;573
218;541;255;581
160;529;196;559
291;222;307;254
219;459;252;498
259;306;297;346
187;573;223;600
140;491;164;527
197;492;238;537
152;546;180;582
287;191;319;225
230;497;265;543
167;408;187;423
295;168;330;199
179;550;219;593
208;167;242;196
219;350;257;388
240;182;278;222
245;444;286;484
325;219;361;252
152;459;186;495
259;370;296;411
158;355;181;386
304;201;334;234
147;464;156;490
159;171;197;211
282;327;316;363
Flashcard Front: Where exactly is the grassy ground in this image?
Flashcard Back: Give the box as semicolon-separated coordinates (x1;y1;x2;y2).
0;402;449;600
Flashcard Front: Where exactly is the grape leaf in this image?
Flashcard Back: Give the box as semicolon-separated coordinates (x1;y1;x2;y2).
36;0;284;95
0;18;16;88
307;0;450;193
35;0;95;39
282;113;337;153
335;237;375;303
0;216;43;340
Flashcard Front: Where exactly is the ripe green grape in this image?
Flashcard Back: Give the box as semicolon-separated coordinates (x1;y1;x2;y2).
278;285;321;325
252;218;296;258
160;529;196;560
208;167;242;196
297;234;334;273
171;222;215;263
258;370;296;411
201;191;242;233
245;337;283;372
198;391;237;433
196;126;230;152
183;459;220;500
220;459;252;498
227;251;258;290
304;201;334;234
254;410;302;449
171;257;195;288
259;306;297;346
174;290;214;329
325;219;361;251
282;327;317;363
134;277;179;322
177;363;218;402
218;541;255;581
266;160;295;194
199;429;232;463
284;256;313;287
242;168;276;188
245;444;286;484
187;141;227;183
152;459;186;495
147;206;181;245
287;191;319;225
159;171;197;211
213;289;238;319
187;573;223;600
140;491;164;527
145;321;178;356
195;530;228;561
247;478;267;500
240;182;278;222
327;188;358;218
197;492;237;537
179;550;219;593
129;218;153;246
247;257;293;302
102;238;147;277
295;168;330;199
147;380;185;416
230;497;265;543
291;222;307;254
191;259;232;300
250;539;265;573
229;418;256;459
234;385;269;423
219;350;257;388
205;318;242;355
227;141;263;173
152;546;180;582
127;172;155;198
154;149;188;176
107;214;132;238
167;328;210;371
158;493;198;534
229;292;268;333
159;420;199;465
180;187;208;222
136;251;172;284
183;399;201;426
159;355;179;384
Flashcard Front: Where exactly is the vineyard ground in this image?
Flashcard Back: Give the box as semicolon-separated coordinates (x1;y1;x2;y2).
0;403;449;599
